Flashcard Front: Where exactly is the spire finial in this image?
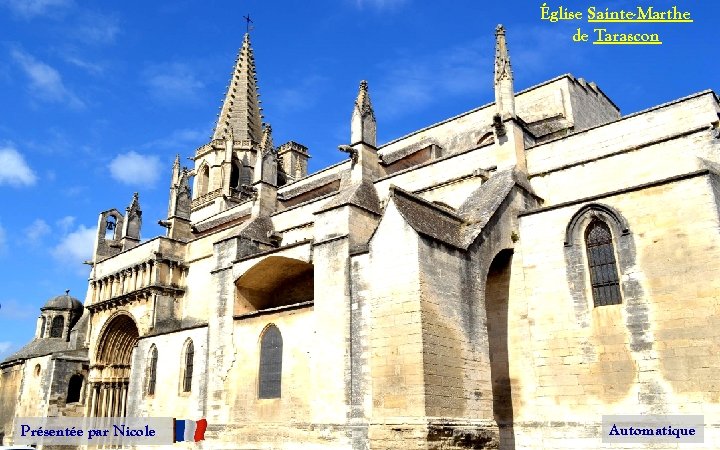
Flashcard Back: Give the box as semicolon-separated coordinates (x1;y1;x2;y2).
494;24;512;84
65;289;70;296
494;24;515;117
351;80;376;146
243;14;253;34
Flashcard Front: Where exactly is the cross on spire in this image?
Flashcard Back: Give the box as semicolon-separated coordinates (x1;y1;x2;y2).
244;14;254;34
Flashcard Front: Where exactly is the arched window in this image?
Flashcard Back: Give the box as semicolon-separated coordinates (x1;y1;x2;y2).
181;340;194;393
585;220;622;307
230;159;241;189
66;374;84;403
50;316;64;338
146;345;158;396
39;317;46;338
197;165;210;196
258;325;282;399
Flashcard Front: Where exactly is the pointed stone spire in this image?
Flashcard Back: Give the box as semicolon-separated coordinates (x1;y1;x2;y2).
253;123;277;185
120;192;142;250
494;24;515;117
171;154;180;188
212;33;263;143
259;123;274;154
351;80;376;147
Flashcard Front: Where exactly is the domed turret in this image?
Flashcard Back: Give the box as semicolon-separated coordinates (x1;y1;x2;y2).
36;290;84;341
41;291;83;314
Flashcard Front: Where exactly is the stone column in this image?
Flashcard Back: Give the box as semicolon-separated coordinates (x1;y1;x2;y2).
120;383;128;417
85;382;96;417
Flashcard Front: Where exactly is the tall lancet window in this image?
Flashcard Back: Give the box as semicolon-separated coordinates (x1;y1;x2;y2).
146;345;158;396
181;340;194;393
197;165;210;196
39;317;46;338
230;159;241;189
259;324;282;399
585;220;622;306
50;316;64;338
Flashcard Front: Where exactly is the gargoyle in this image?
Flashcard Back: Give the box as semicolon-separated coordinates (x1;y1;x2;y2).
338;144;359;163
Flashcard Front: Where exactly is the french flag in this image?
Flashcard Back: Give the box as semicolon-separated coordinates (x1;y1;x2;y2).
174;418;207;442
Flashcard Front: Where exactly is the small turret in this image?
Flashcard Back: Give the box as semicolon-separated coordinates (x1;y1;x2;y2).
160;156;192;241
341;81;381;183
120;192;142;251
253;123;277;186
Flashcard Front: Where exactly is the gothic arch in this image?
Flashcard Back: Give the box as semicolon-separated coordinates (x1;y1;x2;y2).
563;203;648;344
258;324;282;399
196;162;210;196
180;338;194;393
230;157;242;189
145;344;158;396
564;203;630;247
66;373;84;403
89;312;139;417
95;313;139;366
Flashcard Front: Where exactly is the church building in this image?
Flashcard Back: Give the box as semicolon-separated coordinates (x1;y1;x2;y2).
1;25;719;449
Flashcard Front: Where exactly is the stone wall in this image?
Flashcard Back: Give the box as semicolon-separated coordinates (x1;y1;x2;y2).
513;175;720;447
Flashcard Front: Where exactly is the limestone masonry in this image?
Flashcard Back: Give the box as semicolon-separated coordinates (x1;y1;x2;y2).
2;25;719;449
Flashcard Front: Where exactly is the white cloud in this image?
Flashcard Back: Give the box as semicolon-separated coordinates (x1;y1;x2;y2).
62;54;104;75
51;224;95;265
11;49;84;108
374;40;489;117
108;151;161;187
0;145;37;186
56;216;76;233
1;0;73;19
144;63;204;103
73;12;120;45
25;219;50;243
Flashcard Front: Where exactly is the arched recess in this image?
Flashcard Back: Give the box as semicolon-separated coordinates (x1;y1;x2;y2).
235;256;314;314
484;249;515;449
230;158;241;189
66;374;84;403
90;313;139;417
196;163;210;197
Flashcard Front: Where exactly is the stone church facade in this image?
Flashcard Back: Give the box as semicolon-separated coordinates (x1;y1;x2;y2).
2;25;720;449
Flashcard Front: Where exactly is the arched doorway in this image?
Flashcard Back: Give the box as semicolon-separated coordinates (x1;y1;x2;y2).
88;313;139;417
485;249;515;449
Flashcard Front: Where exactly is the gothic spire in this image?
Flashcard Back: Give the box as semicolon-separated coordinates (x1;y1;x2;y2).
494;24;515;117
259;123;274;154
171;154;180;187
212;33;263;143
351;80;376;147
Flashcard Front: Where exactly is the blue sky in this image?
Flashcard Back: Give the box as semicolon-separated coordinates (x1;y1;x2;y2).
0;0;717;358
